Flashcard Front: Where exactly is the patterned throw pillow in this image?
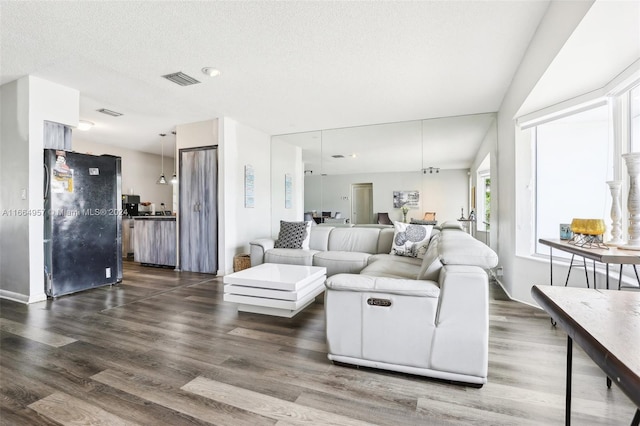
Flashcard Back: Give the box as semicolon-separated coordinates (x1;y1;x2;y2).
274;221;309;249
391;222;433;257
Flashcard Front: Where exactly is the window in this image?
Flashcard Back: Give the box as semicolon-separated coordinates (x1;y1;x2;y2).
535;104;612;256
476;170;490;231
631;84;640;151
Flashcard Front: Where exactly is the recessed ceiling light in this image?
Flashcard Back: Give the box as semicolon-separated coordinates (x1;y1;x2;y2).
78;120;94;131
202;67;221;77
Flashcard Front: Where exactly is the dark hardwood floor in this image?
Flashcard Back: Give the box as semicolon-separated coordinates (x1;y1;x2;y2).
1;261;636;425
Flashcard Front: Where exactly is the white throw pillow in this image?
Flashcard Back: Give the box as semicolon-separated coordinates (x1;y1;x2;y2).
390;222;433;258
301;221;313;249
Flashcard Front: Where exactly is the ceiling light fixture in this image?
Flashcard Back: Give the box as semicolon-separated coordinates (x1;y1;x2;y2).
157;133;168;185
77;120;94;131
423;167;440;174
202;67;221;77
170;131;178;184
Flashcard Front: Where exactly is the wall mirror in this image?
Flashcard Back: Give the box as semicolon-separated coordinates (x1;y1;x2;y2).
272;112;496;226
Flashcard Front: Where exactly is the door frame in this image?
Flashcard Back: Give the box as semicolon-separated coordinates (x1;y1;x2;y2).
178;145;219;273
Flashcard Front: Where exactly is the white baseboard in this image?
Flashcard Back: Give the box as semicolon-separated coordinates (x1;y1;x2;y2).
0;289;47;304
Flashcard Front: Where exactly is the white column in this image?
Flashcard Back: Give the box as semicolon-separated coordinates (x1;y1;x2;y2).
621;153;640;250
606;180;623;245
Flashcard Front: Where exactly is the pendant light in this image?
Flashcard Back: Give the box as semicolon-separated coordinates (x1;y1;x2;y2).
170;131;178;184
157;133;168;185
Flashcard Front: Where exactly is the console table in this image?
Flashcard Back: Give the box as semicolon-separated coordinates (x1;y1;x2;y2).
531;285;639;426
539;238;640;290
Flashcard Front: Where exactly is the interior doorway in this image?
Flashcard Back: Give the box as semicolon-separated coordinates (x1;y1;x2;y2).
351;183;373;224
476;154;491;246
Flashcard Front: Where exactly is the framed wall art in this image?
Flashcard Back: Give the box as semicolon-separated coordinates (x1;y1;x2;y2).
244;165;255;208
393;190;420;208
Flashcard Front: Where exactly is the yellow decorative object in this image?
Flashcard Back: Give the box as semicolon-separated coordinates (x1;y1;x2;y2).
570;218;605;236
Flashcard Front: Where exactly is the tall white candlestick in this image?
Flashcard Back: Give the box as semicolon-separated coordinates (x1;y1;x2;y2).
621;153;640;250
606;180;623;245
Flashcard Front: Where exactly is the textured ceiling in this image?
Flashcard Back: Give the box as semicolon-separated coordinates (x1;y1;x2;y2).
0;1;551;158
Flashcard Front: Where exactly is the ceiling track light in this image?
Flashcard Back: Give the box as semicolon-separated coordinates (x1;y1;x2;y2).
423;167;440;174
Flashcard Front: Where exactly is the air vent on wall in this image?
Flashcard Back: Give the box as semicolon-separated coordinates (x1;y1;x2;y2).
331;154;345;159
97;108;123;117
162;71;201;86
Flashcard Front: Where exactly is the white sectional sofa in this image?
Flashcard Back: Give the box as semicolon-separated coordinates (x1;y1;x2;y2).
250;224;397;276
250;221;498;386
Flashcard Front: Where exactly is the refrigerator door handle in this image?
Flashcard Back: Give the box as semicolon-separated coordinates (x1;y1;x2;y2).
43;163;50;199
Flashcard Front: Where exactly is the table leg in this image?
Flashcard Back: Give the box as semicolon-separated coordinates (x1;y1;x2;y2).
566;336;573;426
582;257;589;288
593;260;596;289
607;376;612;388
631;409;639;426
619;265;624;291
606;263;610;290
565;255;575;287
550;248;554;286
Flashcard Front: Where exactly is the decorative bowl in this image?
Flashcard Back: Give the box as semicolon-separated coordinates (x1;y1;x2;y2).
570;218;605;236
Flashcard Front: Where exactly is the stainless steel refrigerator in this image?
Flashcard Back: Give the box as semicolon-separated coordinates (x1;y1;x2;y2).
44;149;122;297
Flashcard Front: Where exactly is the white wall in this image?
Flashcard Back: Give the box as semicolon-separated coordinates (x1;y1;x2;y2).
470;119;498;250
305;169;469;224
72;139;175;210
497;1;594;304
176;118;272;275
0;76;79;303
0;78;30;302
221;117;271;273
271;139;304;238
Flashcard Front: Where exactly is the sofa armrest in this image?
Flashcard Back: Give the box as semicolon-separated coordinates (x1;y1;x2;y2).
325;273;439;297
249;238;275;266
430;264;489;378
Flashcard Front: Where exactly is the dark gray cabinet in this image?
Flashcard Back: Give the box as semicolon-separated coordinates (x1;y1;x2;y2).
179;146;218;273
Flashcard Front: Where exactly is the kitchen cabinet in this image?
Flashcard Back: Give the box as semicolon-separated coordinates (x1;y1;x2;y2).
179;146;218;273
133;217;176;267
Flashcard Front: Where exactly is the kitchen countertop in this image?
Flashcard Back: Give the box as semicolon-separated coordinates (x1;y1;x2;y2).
133;216;176;220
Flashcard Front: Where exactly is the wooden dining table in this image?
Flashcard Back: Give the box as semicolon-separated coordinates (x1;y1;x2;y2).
531;285;640;426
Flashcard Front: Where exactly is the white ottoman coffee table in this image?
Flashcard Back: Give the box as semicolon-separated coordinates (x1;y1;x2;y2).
223;263;327;318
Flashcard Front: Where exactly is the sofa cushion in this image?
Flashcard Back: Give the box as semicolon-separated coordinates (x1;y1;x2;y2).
418;238;442;281
313;251;371;276
377;228;395;254
440;220;464;230
328;227;381;253
274;221;309;249
309;225;334;251
326;273;440;297
265;248;318;266
367;253;423;266
360;259;422;280
439;232;498;269
390;222;433;258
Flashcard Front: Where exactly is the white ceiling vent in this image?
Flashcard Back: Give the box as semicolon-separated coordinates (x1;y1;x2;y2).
97;108;123;117
331;154;345;158
162;72;201;86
